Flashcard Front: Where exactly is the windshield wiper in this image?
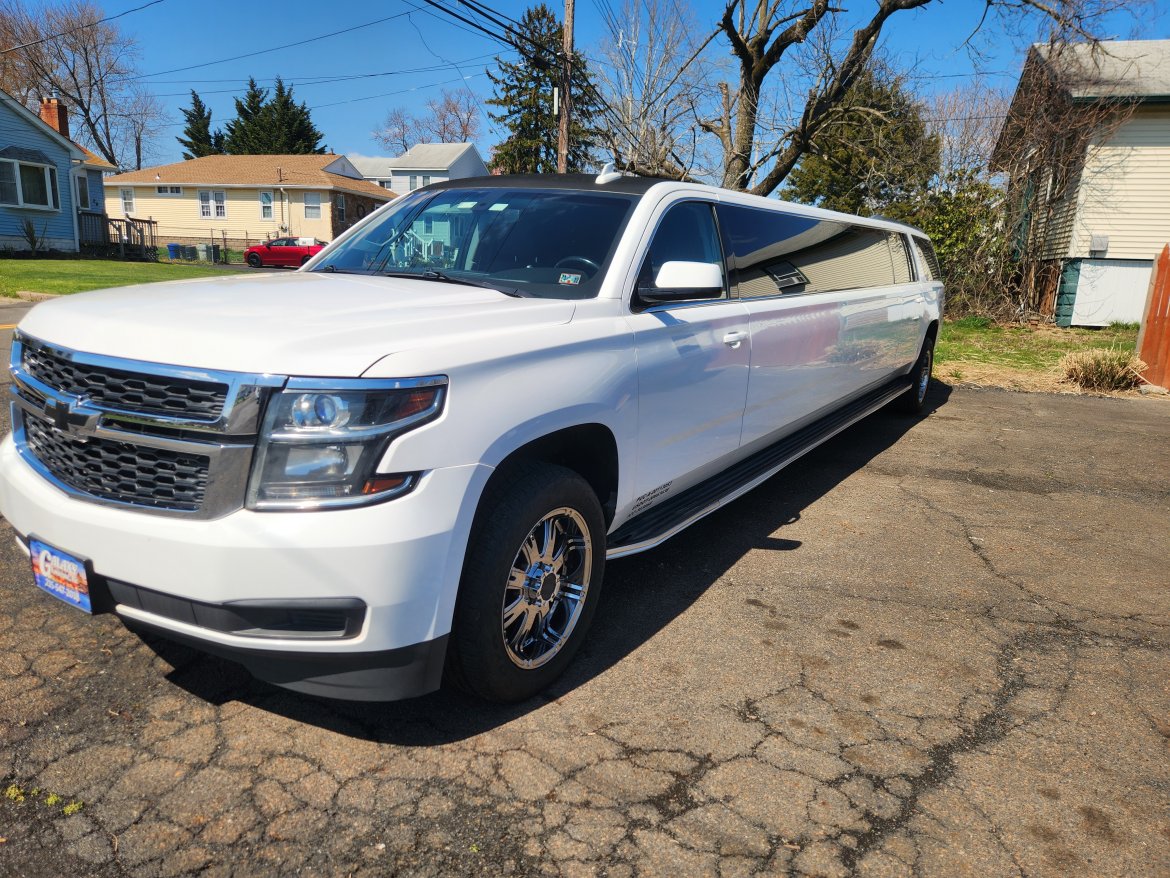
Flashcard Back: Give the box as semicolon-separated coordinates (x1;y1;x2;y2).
379;269;529;298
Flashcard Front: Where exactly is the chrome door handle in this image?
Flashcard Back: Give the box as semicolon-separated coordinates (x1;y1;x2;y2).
723;330;748;348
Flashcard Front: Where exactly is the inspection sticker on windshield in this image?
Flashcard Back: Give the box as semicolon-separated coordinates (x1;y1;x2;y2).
558;272;582;286
29;538;92;614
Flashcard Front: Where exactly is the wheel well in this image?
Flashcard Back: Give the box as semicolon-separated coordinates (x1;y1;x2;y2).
491;424;619;526
925;320;939;344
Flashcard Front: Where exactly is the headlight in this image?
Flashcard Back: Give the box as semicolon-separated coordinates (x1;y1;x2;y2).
247;376;446;510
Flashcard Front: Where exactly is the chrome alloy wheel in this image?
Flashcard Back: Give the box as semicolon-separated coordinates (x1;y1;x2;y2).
502;507;592;669
916;347;933;403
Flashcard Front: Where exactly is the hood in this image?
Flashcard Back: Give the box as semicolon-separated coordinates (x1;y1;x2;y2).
17;271;575;377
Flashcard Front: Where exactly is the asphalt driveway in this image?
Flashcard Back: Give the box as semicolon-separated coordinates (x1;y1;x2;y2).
1;385;1168;877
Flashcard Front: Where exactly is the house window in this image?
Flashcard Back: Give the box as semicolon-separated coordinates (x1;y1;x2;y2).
0;158;60;210
421;175;431;187
156;185;182;195
260;190;274;220
336;193;346;223
304;191;321;219
199;190;226;219
423;217;433;235
409;175;418;191
76;174;90;210
121;187;135;216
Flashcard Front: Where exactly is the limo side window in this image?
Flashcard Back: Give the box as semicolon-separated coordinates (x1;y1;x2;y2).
717;204;908;297
911;236;941;281
636;201;726;299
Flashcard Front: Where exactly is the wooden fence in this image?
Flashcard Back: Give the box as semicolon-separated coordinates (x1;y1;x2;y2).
1137;244;1170;388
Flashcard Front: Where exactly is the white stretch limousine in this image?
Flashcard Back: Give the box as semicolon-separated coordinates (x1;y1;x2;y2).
1;170;943;702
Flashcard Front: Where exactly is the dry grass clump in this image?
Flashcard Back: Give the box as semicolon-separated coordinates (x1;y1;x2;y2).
1059;348;1147;392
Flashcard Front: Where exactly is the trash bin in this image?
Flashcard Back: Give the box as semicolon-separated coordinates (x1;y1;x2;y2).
166;243;181;260
195;243;212;262
182;245;198;261
211;244;221;264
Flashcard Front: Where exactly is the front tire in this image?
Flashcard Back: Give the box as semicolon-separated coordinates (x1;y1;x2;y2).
446;462;606;702
898;333;935;415
246;253;262;268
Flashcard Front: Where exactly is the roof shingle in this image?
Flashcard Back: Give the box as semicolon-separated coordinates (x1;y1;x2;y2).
107;154;395;199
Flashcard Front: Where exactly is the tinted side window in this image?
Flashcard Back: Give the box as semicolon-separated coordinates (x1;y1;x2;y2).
717;204;904;296
912;236;942;281
637;201;725;294
890;234;914;284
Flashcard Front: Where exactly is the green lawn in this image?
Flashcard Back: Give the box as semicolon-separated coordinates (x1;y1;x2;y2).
1;259;238;297
936;316;1138;372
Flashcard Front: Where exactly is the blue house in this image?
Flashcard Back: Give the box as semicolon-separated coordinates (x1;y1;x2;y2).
1;87;88;252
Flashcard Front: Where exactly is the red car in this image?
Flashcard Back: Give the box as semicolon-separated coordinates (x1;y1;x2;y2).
245;237;327;268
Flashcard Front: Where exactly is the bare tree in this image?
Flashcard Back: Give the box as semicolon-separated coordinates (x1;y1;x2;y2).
990;38;1141;315
593;0;720;179
927;82;1011;180
0;0;167;168
687;0;1146;196
374;89;480;152
425;89;479;143
374;107;418;154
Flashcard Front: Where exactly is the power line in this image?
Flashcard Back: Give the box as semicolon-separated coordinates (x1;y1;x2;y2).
127;54;500;85
402;13;505;139
308;70;496;110
0;0;166;55
148;56;502;98
118;10;415;82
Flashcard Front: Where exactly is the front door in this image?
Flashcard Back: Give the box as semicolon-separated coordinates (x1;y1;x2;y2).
626;200;750;513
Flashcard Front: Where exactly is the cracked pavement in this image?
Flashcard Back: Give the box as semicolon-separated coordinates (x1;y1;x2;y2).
1;385;1168;877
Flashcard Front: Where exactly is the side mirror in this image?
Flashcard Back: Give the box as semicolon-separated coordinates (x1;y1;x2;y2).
638;261;724;304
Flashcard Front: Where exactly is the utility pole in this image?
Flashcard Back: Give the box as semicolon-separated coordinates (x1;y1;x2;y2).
557;0;574;173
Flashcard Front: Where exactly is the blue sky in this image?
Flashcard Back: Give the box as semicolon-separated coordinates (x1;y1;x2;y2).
112;0;1169;166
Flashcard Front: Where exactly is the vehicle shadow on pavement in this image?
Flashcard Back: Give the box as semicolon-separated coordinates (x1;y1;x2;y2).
141;382;953;744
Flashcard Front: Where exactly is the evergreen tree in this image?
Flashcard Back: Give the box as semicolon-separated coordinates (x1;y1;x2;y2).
222;78;269;154
781;68;940;222
221;78;325;155
265;78;325;154
485;4;599;173
176;90;221;159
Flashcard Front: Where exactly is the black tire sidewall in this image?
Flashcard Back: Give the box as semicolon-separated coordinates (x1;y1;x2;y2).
246;254;261;267
448;462;606;702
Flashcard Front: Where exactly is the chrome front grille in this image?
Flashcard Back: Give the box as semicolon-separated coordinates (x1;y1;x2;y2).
21;338;228;421
24;415;210;512
9;334;285;519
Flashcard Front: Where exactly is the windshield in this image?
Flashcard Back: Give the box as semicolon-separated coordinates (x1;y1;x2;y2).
311;187;638;299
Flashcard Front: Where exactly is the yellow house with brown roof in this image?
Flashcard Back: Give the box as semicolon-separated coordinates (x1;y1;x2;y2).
103;154;396;249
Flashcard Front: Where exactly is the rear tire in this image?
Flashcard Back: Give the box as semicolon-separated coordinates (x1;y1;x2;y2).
446;461;606;703
898;333;935;415
246;253;262;268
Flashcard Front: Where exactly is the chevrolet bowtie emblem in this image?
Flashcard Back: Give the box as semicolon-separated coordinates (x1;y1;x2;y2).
43;396;101;436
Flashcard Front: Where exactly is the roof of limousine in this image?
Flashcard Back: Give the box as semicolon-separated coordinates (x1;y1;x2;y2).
421;173;930;237
424;173;674;195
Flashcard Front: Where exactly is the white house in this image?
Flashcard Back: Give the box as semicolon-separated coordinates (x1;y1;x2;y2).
993;40;1170;326
347;143;489;193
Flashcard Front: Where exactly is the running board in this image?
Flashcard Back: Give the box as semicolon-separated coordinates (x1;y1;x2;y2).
605;377;912;559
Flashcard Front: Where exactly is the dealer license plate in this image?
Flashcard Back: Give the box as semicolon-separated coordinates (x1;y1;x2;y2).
29;539;92;614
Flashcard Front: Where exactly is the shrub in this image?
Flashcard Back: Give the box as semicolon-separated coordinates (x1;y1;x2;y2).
1059;348;1146;391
